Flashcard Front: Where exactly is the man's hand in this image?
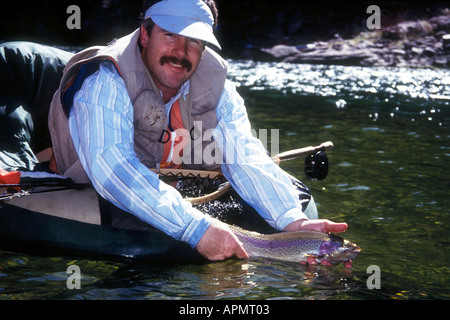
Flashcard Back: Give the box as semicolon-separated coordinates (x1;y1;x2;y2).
196;219;249;261
284;218;348;233
284;219;353;268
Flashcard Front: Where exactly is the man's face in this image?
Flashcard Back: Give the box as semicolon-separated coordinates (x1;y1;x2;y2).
140;24;205;100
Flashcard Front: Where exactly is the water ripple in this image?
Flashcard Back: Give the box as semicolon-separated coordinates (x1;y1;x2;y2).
228;61;449;126
228;60;450;102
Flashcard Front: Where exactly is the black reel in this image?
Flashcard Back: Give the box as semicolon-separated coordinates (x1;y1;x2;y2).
304;151;329;180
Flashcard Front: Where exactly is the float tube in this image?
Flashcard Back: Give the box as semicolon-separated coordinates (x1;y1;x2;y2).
0;170;284;263
0;185;206;262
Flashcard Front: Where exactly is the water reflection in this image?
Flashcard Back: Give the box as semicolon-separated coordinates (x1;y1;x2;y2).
104;258;364;300
228;60;450;101
228;60;449;127
0;250;366;300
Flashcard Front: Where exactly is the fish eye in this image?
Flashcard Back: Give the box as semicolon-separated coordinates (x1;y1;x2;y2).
343;240;352;248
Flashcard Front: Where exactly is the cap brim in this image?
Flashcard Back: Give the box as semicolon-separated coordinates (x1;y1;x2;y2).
152;15;221;50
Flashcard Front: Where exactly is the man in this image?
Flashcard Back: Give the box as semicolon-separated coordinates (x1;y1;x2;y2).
48;0;350;266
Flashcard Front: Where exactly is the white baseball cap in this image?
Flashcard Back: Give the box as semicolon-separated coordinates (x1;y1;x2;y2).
145;0;221;50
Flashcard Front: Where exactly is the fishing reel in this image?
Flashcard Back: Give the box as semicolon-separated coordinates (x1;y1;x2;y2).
304;151;329;180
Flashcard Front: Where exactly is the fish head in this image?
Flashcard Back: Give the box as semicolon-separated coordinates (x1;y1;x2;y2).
317;235;361;264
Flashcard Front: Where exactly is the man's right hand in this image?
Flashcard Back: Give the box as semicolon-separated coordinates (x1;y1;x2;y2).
196;219;249;261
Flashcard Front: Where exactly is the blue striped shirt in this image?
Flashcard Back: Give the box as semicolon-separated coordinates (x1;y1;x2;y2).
69;61;308;248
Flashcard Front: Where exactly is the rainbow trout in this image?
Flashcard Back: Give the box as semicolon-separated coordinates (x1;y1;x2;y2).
229;225;360;264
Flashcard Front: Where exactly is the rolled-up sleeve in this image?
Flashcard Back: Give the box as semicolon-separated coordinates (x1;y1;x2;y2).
214;80;308;230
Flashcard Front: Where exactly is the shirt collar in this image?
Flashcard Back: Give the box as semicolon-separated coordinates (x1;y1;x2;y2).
164;80;190;108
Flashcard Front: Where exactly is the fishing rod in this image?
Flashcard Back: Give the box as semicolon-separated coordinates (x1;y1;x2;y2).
0;180;91;201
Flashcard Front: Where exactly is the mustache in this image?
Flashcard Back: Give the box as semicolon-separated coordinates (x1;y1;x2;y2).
160;56;192;72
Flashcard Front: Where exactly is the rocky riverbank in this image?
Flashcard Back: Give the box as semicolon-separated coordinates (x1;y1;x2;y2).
2;1;450;69
258;11;450;68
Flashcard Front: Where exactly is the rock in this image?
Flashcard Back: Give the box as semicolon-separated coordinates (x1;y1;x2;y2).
429;15;450;29
295;44;316;52
332;43;343;51
383;20;435;40
283;47;380;66
260;45;299;59
434;56;448;65
255;11;450;68
392;49;406;55
411;47;424;55
355;40;373;49
424;46;436;56
443;34;450;50
434;41;443;50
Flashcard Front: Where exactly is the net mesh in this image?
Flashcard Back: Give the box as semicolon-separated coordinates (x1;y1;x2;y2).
157;170;228;199
157;171;249;220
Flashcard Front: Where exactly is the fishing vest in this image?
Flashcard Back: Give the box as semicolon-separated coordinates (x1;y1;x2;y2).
48;29;228;183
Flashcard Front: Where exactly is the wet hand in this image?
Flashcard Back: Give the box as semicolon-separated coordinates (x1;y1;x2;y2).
196;219;249;261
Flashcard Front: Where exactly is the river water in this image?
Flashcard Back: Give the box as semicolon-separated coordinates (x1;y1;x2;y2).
0;61;449;301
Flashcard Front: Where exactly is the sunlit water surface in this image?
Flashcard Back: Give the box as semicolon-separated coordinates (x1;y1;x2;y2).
1;61;449;300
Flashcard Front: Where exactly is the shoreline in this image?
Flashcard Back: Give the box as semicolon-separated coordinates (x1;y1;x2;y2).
241;12;450;69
